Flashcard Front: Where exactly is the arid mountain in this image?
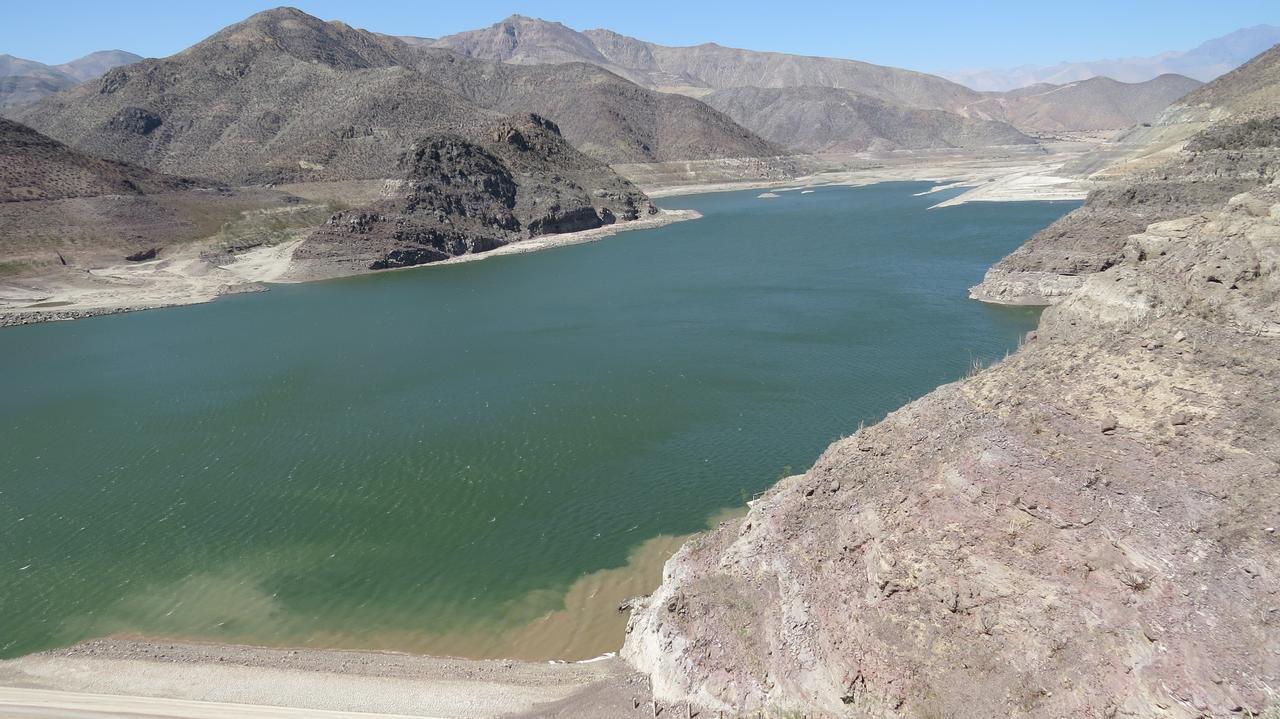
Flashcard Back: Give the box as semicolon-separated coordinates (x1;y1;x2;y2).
0;117;195;201
13;8;486;183
293;114;654;277
0;50;141;112
14;8;777;180
0;117;311;279
944;24;1280;90
434;15;985;111
701;86;1035;153
972;43;1280;305
406;50;781;164
0;12;694;316
434;16;1200;150
962;74;1203;133
55;50;145;82
0;54;71;83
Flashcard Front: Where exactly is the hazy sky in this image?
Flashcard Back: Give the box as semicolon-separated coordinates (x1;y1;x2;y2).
4;0;1277;72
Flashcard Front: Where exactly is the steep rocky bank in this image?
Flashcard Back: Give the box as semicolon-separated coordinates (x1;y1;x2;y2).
970;114;1279;304
290;114;653;278
623;177;1280;717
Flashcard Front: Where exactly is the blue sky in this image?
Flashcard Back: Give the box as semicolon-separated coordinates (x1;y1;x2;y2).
4;0;1277;72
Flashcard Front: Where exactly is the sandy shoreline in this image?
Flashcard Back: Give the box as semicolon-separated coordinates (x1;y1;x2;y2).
0;640;647;719
0;507;745;717
0;208;699;328
642;148;1092;207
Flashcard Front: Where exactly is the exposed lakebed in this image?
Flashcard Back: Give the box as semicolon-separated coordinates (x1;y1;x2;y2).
0;183;1076;659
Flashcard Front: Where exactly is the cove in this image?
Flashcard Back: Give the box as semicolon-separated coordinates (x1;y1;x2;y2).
0;182;1078;659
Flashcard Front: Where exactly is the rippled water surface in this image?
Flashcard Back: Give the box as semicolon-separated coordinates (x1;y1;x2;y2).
0;183;1077;658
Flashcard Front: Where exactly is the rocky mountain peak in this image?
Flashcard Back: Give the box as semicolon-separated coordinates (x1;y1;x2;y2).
190;5;406;70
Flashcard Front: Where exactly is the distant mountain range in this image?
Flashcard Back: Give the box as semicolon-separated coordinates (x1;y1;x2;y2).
6;7;1264;180
432;16;1205;150
943;24;1280;91
4;13;1234;159
0;50;141;111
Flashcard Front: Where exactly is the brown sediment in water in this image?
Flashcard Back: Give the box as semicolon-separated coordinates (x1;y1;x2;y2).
110;506;746;663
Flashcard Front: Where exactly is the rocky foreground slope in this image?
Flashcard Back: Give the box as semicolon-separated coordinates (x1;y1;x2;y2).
624;176;1280;717
622;43;1280;718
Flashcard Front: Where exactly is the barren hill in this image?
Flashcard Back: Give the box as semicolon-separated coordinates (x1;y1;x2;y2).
15;8;778;181
435;16;987;111
0;117;195;202
701;86;1035;153
434;15;1202;151
0;50;140;112
962;74;1203;133
405;49;782;164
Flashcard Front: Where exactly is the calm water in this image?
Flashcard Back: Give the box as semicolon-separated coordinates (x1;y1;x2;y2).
0;183;1076;659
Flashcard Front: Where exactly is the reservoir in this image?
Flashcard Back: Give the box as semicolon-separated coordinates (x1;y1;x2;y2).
0;182;1076;659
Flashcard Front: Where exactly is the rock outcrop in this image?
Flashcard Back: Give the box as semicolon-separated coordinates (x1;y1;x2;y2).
293;114;654;275
624;176;1280;718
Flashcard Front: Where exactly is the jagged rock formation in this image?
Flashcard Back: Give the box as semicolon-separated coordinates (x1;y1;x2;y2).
13;8;778;182
0;118;196;201
624;170;1280;719
970;45;1280;305
701;86;1036;153
293;114;654;276
0;50;141;112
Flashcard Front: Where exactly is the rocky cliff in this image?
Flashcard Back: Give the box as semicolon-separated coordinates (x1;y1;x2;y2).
624;175;1280;718
292;114;654;276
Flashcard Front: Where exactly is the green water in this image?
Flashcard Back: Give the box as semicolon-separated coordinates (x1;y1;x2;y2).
0;183;1076;658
